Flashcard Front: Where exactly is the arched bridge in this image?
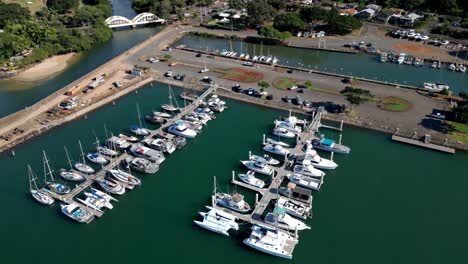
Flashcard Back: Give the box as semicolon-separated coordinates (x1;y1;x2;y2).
105;13;165;28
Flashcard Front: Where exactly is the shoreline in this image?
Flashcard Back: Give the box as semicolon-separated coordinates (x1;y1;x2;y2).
8;53;77;82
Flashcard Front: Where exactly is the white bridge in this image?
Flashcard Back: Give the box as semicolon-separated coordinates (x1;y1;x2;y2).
105;12;165;28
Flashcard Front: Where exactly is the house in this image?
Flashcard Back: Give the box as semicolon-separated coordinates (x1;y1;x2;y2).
131;69;144;77
355;9;376;20
399;12;422;27
365;4;381;12
339;8;358;16
375;8;404;23
339;2;358;9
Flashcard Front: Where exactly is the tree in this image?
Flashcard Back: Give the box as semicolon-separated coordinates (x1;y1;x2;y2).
46;0;79;14
273;13;304;33
246;1;277;27
258;26;291;41
299;6;329;23
325;15;362;35
258;80;270;89
0;3;30;28
267;0;287;10
228;0;248;10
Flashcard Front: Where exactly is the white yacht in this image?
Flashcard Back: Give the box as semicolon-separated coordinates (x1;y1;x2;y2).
423;82;449;92
243;225;298;260
97;146;118;157
273;128;295;138
130;145;165;164
167;121;197;138
42;151;71;195
130;125;149;136
296;144;338;170
274;119;302;134
142;138;176;154
449;63;456;71
293;164;325;177
96;177;126;195
194;206;239;236
161;104;179;112
130;157;159;174
264;137;290;148
106;136;131;150
61;203;94;223
249;153;280;166
75;196;106;214
397;53;406;64
240;160;274;176
74;163;95;174
263;144;290;156
214;192;251;213
277;197;311;219
153;111;172;119
459;64;466;73
118;133;139;143
182;120;203;132
238;171;265;188
263;207;311;231
287;173;322;191
108;169;141;186
311;138;350;154
59;169;86;182
86;153;108;165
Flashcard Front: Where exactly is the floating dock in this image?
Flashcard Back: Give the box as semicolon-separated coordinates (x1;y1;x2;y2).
391;130;455;154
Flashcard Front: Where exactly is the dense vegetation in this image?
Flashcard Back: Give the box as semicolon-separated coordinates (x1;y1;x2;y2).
0;1;112;70
132;0;213;19
368;0;468;16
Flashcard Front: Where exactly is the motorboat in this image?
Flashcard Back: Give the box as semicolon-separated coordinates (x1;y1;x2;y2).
274;119;302;134
86;153;108;165
293;164;325;177
61;203;94;223
118;133;139;143
277;197;311;220
96;177;126;195
97;146;118;157
397;53;405;64
243;225;298;260
249;153;280;166
458;64;466;73
45;182;70;195
380;52;387;62
76;194;109;213
183;112;201;123
423;82;450;93
296;144;338;170
311;138;350;154
130;157;159;174
208;101;225;112
142;138;176;154
264;137;290;148
182;120;203;132
59;169;85;182
173;136;187;149
167;121;197;138
263;207;310;231
196;113;213;124
130;145;165;164
108;169;141;186
240;160;274;176
287;173;322;191
106;136;131;150
213;192;251;213
272;128;295;138
145;113;166;124
208;95;226;106
74;163;95;174
153;111;172;119
449;63;456;71
194;207;238;236
278;183;313;205
238;171;265;188
161;104;179;112
263;144;290;156
77;189;115;211
130;125;149;136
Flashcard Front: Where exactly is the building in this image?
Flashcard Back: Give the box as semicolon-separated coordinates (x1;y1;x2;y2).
355;9;376;20
131;69;144;76
339;8;358;16
375;8;405;23
320;0;337;8
399;13;422;27
365;4;381;12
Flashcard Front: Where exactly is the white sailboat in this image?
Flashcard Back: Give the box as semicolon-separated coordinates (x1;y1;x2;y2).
96;177;126;195
74;140;95;174
60;146;86;182
161;85;180;112
130;103;150;136
28;165;54;205
108;169;141;186
43;151;71;195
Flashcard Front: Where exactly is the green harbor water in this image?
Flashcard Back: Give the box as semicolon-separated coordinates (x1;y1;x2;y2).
0;83;467;264
174;36;468;94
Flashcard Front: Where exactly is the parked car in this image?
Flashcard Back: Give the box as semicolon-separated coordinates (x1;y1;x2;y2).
164;70;173;77
242;61;254;67
232;84;242;93
288;85;298;90
293;96;303;105
282;96;293;103
200;76;213;84
195;53;202;57
174;74;185;81
266;94;274;100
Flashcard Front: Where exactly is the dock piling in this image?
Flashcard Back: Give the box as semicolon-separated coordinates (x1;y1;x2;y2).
339;134;342;145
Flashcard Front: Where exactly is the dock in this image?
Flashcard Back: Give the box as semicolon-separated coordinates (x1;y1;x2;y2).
48;84;219;218
392;130;455;154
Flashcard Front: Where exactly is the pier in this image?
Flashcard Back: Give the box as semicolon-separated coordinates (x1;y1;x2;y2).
47;84;218;218
391;129;455;154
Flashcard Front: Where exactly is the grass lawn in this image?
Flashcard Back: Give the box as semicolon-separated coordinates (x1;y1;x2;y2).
4;0;45;13
447;121;468;144
380;96;412;112
273;77;299;90
213;68;263;83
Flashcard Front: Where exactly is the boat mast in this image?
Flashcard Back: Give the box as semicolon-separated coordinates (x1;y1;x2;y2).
136;103;143;128
42;150;55;182
28;164;37;192
78;140;87;165
64;146;73;170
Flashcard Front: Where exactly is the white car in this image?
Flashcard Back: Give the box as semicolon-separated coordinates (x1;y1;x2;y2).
242;61;254;67
164;70;173;77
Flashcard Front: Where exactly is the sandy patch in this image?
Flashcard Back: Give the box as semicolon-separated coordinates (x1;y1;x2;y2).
392;43;433;54
14;53;76;81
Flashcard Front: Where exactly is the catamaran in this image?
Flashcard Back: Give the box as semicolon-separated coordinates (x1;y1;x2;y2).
311;138;351;154
238;170;265;188
194;194;239;236
287;173;322;191
28;165;54;205
109;169;141;186
42;151;71;195
273;127;295;138
243;225;298;260
74;140;95;174
293;164;325;177
130;157;159;174
61;203;94;223
240;159;274;176
167;121;197;138
263;144;290;156
96;177;126;195
60;146;86;182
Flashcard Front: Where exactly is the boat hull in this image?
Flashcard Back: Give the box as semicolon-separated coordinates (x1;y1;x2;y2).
243;238;292;260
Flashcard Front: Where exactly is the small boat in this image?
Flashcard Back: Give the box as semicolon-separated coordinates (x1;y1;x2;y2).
61;203;94;223
249;153;280;166
423;82;450;93
182;120;203;132
108;169;141;186
459;64;466;73
118;133;139;143
130;157;159;174
274;119;302;133
161;104;179;112
97;146;118;157
130;145;165;164
107;136;131;150
183;112;201;123
240;160;274;176
28;165;54;205
243;225;298;260
96;177;126;195
272;128;295;138
278;183;313;205
145;113;166;124
86;153;108;164
449;63;456;71
74;163;95;174
263;207;310;231
173;136;187;149
295;144;338;170
238;171;265;188
167;121;197;138
287;173;322;191
59;169;85;182
277;197;311;219
293;164;325;177
153;111;172;119
142;138;176;154
264;137;290;148
311;138;351;154
130;125;149;136
263;144;290;156
397;53;405;64
42;151;71;195
431;61;438;68
194;206;239;236
380;52;387;62
214;192;251;213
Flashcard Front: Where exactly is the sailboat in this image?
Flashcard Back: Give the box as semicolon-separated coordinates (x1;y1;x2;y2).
43;151;71;195
74;140;95;174
86;136;108;165
161;85;180;112
130;103;150;136
28;165;54;205
59;146;86;182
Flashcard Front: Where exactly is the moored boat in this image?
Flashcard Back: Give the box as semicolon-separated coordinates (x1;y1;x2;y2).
287;173;322;191
243;225;298;260
214;192;251;213
108;169;141;186
96;177;126;195
61;203;94;223
272;128;295;138
311;138;350;154
130;158;159;174
240;160;274;176
238;171;265;188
